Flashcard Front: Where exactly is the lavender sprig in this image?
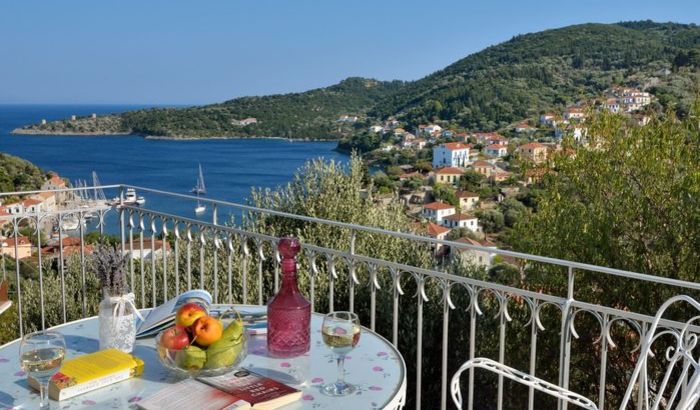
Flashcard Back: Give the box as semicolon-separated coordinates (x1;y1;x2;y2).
93;244;129;296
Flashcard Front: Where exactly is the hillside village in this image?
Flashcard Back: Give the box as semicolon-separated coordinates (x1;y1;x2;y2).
0;174;168;262
355;86;654;269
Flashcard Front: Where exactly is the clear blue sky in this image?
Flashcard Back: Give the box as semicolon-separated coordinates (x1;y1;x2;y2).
0;0;697;105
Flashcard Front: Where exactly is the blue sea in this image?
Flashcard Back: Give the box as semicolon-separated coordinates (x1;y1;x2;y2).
0;104;348;233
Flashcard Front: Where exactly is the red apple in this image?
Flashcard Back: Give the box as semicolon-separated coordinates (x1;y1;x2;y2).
160;325;190;350
176;302;207;327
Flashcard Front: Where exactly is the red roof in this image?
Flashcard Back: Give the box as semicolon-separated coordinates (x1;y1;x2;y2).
1;236;31;246
454;237;497;249
435;167;464;175
423;202;454;211
49;175;66;186
472;161;493;168
22;199;42;206
486;144;506;150
427;222;450;236
441;142;470;150
519;142;546;150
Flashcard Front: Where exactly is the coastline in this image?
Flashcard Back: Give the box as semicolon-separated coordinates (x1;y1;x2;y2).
11;128;132;136
10;128;339;142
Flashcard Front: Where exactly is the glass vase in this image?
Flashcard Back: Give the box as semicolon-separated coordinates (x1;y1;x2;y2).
267;237;311;358
98;291;137;353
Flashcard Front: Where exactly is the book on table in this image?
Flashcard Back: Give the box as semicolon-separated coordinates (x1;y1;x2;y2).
28;348;144;401
136;289;268;338
137;369;302;410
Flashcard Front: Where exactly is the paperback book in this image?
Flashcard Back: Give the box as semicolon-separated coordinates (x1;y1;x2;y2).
137;369;302;410
28;348;144;401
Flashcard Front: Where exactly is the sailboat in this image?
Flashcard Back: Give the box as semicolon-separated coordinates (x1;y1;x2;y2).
192;164;206;195
193;164;207;214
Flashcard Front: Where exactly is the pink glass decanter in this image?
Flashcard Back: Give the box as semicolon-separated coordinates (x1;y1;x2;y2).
267;236;311;357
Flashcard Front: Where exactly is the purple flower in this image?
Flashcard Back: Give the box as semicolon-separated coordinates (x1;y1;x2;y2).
369;385;383;391
311;377;323;383
302;394;314;401
372;366;383;372
280;362;291;368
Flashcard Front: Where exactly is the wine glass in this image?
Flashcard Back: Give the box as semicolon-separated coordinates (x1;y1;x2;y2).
19;331;66;410
321;311;360;396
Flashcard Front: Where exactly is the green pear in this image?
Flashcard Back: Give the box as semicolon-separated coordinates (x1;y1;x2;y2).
175;345;207;371
204;320;245;369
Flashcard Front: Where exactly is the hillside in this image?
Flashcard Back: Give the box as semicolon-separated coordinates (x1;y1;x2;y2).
14;78;405;140
370;22;700;131
0;153;46;192
13;21;700;142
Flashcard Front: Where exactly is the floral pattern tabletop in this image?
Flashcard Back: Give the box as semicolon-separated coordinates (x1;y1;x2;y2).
0;305;406;409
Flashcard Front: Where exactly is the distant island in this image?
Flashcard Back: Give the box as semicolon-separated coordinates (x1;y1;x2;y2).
12;21;700;152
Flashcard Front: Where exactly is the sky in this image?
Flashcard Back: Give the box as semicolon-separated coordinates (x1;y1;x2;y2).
0;0;698;105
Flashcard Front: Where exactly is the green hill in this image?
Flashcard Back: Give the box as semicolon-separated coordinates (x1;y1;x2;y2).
370;21;700;131
14;77;405;140
0;153;46;192
13;21;700;142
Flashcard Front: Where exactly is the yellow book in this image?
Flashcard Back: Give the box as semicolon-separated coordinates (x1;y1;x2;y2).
29;348;144;401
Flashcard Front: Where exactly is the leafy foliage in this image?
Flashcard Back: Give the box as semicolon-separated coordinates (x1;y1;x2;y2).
0;153;46;192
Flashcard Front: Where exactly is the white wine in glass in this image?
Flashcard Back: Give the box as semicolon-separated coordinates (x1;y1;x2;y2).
321;311;360;396
19;331;66;410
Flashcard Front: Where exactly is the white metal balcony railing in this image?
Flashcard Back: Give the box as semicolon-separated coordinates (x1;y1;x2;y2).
1;185;700;410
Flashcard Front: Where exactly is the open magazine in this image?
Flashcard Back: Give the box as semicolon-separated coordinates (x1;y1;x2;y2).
136;289;269;338
136;289;212;338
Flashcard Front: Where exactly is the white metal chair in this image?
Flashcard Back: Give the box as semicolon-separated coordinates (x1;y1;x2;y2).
451;295;700;410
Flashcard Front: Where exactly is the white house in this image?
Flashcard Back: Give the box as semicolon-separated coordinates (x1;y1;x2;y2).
419;124;442;135
485;144;508;158
605;98;621;113
515;122;534;133
441;213;480;232
432;142;471;168
539;113;557;126
338;115;359;123
456;191;479;211
563;107;586;121
369;125;384;133
4;203;23;215
238;118;258;126
421;202;456;223
401;138;426;150
452;237;498;267
21;199;42;214
555;125;587;142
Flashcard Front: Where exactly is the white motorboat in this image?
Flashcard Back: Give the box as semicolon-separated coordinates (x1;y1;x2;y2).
60;216;82;231
112;188;146;206
195;202;206;214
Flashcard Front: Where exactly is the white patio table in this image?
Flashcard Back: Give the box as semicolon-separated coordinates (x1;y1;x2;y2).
0;305;406;410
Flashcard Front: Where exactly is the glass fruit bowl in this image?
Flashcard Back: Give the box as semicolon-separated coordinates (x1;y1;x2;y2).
156;309;248;377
